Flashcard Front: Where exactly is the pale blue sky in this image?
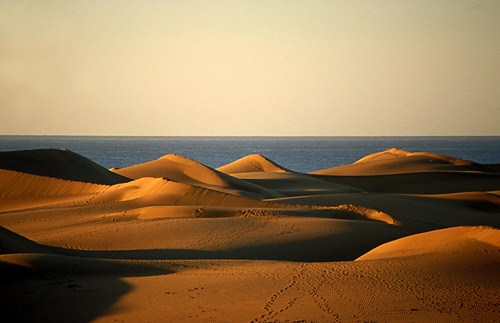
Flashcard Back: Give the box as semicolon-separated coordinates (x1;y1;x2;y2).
1;0;499;135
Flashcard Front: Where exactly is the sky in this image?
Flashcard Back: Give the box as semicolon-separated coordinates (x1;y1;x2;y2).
1;0;499;136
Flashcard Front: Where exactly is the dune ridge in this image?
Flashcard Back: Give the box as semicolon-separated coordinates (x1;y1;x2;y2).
0;147;498;322
312;147;491;175
355;147;471;165
92;176;284;208
0;149;129;184
0;169;109;212
217;153;289;174
0;226;51;254
0;169;108;199
111;153;281;198
356;225;500;260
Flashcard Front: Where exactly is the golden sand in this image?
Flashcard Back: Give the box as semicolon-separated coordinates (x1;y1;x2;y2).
0;148;498;322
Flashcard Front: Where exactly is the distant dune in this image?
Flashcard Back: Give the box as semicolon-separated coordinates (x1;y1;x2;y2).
0;149;129;184
0;148;498;322
111;153;281;199
217;153;289;174
311;147;492;175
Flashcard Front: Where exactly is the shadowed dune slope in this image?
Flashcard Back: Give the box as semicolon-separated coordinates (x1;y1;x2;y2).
111;154;281;199
311;171;500;194
484;164;500;172
312;148;493;175
306;148;500;194
234;171;364;197
217;154;289;174
357;226;500;261
0;253;168;277
421;191;500;212
269;190;500;229
0;226;51;254
0;149;129;185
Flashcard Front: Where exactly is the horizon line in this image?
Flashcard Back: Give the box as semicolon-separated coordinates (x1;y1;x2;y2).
1;134;500;138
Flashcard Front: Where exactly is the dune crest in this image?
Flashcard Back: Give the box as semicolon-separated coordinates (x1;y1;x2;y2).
356;226;500;261
92;176;286;210
0;169;109;211
217;154;289;174
0;149;129;184
113;154;227;184
311;147;488;175
354;147;412;163
111;154;281;198
0;169;108;199
0;226;51;254
336;204;399;225
353;147;472;165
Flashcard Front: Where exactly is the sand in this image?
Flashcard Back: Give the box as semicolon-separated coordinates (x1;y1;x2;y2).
0;148;498;322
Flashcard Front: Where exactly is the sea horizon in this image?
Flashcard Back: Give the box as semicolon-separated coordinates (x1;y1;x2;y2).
1;135;499;172
2;134;500;138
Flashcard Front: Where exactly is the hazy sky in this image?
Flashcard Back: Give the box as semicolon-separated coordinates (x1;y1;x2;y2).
1;0;499;136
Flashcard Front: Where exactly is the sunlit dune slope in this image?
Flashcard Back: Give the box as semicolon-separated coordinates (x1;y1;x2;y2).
111;154;281;199
356;226;500;261
0;169;109;211
0;168;404;262
312;147;493;175
0;149;129;185
92;176;283;208
91;177;393;224
217;154;289;174
0;169;107;199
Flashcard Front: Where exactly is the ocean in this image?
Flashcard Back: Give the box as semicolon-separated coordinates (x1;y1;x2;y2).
0;136;499;173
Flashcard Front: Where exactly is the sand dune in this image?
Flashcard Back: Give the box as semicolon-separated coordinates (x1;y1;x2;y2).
234;171;364;196
0;174;400;260
269;191;500;230
92;176;283;208
0;169;107;199
356;225;500;260
0;149;129;184
0;148;498;322
111;153;281;198
311;171;500;194
217;153;289;174
312;147;492;175
0;225;51;254
0;169;108;211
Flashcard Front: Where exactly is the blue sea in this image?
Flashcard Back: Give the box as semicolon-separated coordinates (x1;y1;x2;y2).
0;136;499;173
